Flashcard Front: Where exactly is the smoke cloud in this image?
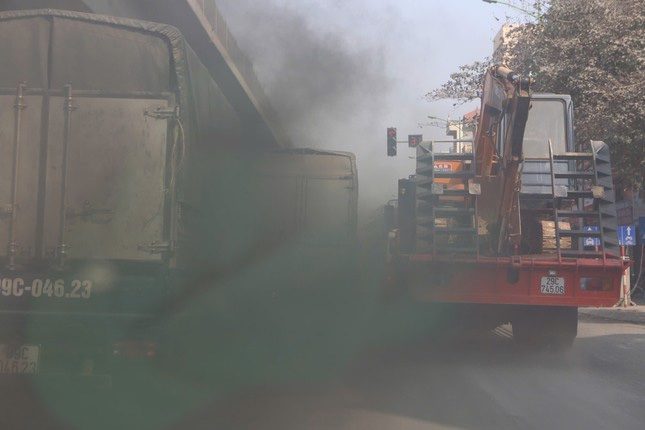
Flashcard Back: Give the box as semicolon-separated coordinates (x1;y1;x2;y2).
218;0;390;144
216;0;409;222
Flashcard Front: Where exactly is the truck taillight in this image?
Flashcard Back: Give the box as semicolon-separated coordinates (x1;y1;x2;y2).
113;341;157;359
580;277;612;292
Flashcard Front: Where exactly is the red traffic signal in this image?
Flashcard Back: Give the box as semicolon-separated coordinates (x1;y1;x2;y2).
408;135;423;148
387;128;397;157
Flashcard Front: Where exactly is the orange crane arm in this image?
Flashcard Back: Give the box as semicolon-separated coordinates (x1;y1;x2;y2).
473;66;532;254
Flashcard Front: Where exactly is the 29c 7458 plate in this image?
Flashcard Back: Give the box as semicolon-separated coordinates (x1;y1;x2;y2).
540;276;565;295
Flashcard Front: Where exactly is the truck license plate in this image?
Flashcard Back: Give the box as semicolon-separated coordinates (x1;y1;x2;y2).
540;276;565;295
0;345;39;375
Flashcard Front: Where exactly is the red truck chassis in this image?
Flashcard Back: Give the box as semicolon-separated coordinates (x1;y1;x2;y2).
396;253;627;308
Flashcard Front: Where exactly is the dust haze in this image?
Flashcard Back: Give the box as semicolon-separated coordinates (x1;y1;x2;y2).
217;0;414;223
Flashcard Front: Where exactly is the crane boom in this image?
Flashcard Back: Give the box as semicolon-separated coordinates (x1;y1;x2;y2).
473;65;532;254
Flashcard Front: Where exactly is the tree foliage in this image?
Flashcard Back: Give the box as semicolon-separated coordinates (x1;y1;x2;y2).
426;59;491;103
428;0;644;188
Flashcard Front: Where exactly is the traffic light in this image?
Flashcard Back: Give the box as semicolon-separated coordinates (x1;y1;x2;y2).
387;127;397;157
408;134;423;148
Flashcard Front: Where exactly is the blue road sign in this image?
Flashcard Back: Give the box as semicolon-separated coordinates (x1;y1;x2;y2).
583;226;600;247
639;217;645;244
618;225;636;246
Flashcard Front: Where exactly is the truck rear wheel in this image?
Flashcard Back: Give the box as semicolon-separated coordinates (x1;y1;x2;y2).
512;307;578;351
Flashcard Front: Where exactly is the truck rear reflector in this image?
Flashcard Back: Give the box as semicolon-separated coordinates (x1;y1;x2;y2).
580;277;612;292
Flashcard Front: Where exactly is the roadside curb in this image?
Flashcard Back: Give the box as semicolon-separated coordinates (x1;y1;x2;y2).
579;307;645;326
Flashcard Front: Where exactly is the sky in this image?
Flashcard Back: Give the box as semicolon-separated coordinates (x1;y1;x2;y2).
217;0;525;220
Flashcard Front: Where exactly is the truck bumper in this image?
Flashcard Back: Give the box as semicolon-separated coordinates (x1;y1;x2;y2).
0;311;156;378
395;254;628;307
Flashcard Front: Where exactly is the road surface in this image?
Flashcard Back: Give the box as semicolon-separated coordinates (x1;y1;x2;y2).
2;317;643;430
185;317;644;430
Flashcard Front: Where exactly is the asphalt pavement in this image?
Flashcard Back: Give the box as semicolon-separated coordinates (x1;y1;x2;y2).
187;318;645;430
2;318;643;430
